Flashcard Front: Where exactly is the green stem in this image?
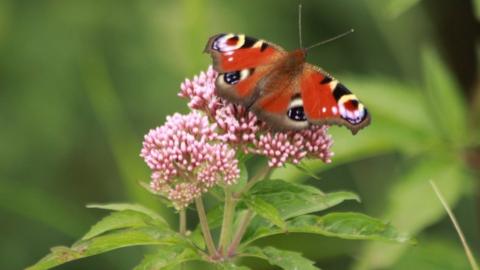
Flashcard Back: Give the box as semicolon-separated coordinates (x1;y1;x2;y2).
218;188;235;253
227;210;254;257
179;209;186;235
195;197;217;257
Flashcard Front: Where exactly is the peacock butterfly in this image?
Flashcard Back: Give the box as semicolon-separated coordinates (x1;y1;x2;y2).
204;29;370;134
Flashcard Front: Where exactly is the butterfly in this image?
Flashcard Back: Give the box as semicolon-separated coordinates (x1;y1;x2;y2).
204;33;370;134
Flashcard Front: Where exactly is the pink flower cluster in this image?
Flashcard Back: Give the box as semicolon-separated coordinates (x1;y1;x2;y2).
140;66;333;208
179;66;333;167
141;112;239;209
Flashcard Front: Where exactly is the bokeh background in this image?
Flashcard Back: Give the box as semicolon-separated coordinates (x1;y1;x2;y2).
1;0;480;269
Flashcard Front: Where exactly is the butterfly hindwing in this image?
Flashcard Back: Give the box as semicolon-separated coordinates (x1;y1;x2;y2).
300;64;370;134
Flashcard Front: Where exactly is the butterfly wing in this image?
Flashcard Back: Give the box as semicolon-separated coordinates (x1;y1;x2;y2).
205;33;287;106
250;64;371;134
300;64;370;134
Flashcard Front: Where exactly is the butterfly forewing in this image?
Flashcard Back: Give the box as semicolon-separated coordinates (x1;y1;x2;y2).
205;33;287;106
205;33;286;72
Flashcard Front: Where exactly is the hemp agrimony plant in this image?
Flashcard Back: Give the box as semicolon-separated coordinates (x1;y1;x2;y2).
28;67;411;270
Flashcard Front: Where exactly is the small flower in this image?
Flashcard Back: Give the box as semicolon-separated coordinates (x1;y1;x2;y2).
140;112;239;209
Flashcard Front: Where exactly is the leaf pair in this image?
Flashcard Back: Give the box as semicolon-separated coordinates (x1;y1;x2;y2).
26;204;198;270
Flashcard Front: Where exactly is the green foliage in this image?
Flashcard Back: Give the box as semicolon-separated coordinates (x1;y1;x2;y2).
241;213;412;247
245;179;360;219
28;178;412;269
81;210;167;240
241;246;320;270
243;195;286;229
26;206;191;270
134;246;201;270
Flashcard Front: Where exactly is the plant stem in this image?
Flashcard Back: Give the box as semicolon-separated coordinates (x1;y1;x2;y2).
218;188;235;254
430;180;479;270
227;210;254;257
179;209;186;235
195;197;217;257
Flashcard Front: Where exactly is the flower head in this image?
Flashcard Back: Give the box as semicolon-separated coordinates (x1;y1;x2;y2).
140;112;239;209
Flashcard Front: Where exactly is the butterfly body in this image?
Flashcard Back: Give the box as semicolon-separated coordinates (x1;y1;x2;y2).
205;33;370;134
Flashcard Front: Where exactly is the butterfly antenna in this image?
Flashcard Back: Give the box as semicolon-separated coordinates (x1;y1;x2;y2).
298;4;303;49
305;29;354;51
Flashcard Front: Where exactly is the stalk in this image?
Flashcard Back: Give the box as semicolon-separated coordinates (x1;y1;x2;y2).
218;188;235;254
227;210;254;257
195;197;217;257
179;209;186;235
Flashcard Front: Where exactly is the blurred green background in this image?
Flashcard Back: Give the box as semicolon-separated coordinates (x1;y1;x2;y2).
1;0;479;269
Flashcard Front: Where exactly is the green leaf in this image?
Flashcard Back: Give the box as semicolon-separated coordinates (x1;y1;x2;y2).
217;263;251;270
242;213;412;246
87;203;167;224
133;245;201;270
247;179;360;219
243;195;286;229
293;163;322;180
82;210;167;240
26;227;188;270
240;246;320;270
422;46;467;143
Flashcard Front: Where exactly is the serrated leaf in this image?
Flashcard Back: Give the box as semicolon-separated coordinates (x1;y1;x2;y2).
243;195;286;229
82;210;167;240
240;246;320;270
26;227;188;270
422;46;467;143
247;179;360;219
133;245;201;270
87;203;167;224
241;213;412;246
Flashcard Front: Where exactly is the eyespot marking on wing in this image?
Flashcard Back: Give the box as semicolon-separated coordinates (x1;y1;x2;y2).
217;69;254;86
212;34;246;52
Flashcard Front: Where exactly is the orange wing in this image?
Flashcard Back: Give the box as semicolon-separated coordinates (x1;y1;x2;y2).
205;34;287;104
300;64;370;134
205;33;286;72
